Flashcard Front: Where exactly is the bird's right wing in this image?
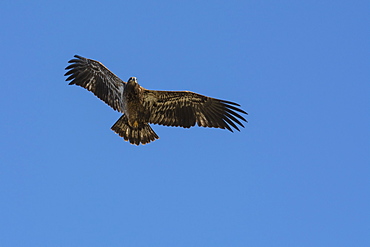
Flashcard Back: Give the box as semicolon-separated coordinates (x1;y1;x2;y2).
64;55;125;112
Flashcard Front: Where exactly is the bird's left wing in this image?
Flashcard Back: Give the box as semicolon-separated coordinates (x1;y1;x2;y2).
143;90;248;132
64;55;125;112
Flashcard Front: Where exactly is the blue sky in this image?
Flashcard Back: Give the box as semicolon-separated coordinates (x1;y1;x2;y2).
0;0;368;246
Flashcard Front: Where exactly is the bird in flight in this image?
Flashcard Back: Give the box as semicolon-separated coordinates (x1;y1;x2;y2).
64;55;248;145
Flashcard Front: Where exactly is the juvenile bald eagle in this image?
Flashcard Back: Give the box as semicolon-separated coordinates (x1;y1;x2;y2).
64;55;247;145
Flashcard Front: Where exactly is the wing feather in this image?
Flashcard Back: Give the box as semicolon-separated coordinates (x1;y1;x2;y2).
64;55;125;112
143;90;248;131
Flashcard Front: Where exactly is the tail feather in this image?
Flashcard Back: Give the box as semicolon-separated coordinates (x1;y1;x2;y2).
111;115;159;145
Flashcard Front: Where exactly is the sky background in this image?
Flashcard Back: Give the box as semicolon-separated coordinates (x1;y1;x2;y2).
0;0;369;246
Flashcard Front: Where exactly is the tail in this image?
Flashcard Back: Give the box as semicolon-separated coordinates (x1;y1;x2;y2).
111;115;159;145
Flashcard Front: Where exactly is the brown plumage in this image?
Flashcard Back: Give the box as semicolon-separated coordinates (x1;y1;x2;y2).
64;55;248;145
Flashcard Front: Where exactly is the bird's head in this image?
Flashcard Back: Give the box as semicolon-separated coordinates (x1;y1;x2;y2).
127;77;138;85
126;77;140;92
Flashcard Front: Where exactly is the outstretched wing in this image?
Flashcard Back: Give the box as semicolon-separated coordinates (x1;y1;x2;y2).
143;90;248;132
64;55;125;112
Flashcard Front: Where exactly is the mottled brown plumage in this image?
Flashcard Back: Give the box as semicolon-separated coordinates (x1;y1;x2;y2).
65;55;248;145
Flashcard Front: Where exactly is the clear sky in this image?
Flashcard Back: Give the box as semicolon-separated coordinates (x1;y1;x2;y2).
0;0;368;246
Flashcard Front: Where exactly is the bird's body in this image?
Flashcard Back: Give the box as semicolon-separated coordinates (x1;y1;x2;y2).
122;78;146;127
64;55;248;145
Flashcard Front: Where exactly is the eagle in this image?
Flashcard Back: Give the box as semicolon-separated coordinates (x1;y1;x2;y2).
64;55;248;145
